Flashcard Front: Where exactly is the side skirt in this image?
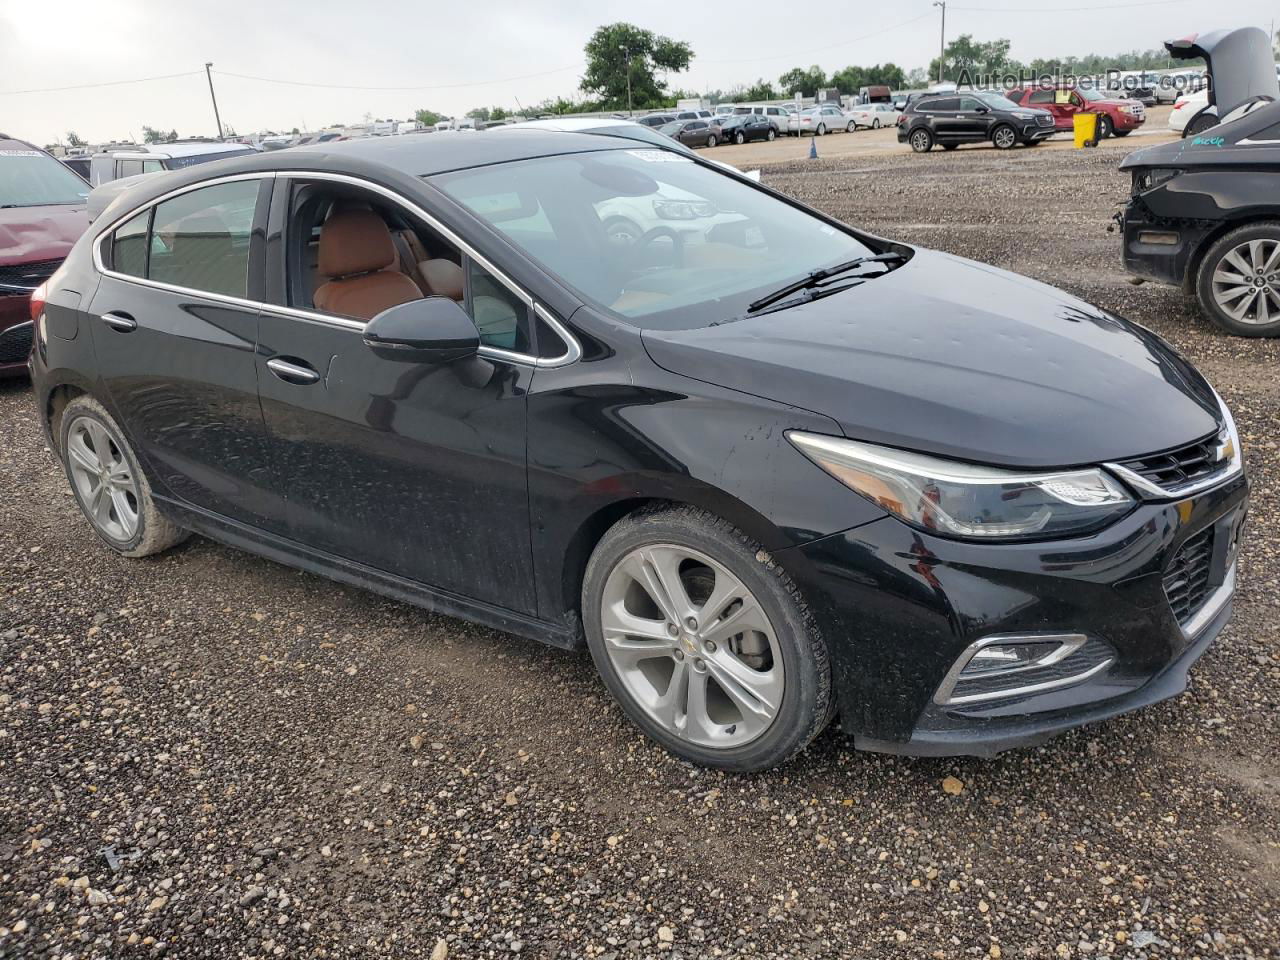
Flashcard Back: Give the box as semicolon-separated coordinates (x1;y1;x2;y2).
156;497;582;651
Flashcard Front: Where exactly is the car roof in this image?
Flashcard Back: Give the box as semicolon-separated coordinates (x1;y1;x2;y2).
0;136;51;155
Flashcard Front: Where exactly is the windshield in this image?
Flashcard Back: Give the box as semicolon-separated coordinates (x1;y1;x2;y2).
0;149;89;207
976;92;1020;111
1077;87;1104;102
164;148;256;170
433;149;875;329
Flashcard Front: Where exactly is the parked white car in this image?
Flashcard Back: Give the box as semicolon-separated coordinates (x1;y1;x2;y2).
787;104;849;136
730;104;794;133
846;102;901;130
1169;89;1212;137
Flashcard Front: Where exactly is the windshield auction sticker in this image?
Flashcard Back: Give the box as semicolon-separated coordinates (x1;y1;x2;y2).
627;150;693;163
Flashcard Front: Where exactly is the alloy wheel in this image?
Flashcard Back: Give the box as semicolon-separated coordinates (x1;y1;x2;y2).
1211;239;1280;325
65;415;139;542
993;126;1016;149
872;118;880;129
910;130;931;152
599;544;785;749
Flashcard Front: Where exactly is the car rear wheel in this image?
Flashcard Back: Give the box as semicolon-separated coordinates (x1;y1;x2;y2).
816;124;826;136
706;135;716;148
991;124;1017;150
1184;113;1218;138
909;128;934;153
1196;222;1280;337
872;118;881;129
583;506;833;771
59;396;188;557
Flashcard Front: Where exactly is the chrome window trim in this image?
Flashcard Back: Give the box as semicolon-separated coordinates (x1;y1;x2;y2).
89;169;583;368
932;633;1109;706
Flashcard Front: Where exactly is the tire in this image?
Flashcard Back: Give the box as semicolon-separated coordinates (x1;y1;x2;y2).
1097;115;1113;139
909;128;934;153
706;135;716;148
734;131;745;145
991;124;1017;150
59;395;188;558
766;128;776;141
1195;221;1280;337
1184;113;1218;138
816;124;826;136
846;122;856;133
872;118;881;129
582;505;833;771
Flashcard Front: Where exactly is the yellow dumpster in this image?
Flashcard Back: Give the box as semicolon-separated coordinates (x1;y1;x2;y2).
1073;112;1100;148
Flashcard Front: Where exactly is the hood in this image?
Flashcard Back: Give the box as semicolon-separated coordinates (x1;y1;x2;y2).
1166;27;1279;117
1120;98;1280;171
640;250;1221;469
0;204;89;265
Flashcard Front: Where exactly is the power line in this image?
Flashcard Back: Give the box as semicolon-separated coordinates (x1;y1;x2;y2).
0;71;203;96
211;63;582;92
950;0;1188;11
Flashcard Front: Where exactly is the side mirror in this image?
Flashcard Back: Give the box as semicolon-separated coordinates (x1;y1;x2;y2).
975;105;990;114
363;297;480;364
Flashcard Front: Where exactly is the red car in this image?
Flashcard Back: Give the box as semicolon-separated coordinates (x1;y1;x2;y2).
0;135;91;376
1007;85;1146;139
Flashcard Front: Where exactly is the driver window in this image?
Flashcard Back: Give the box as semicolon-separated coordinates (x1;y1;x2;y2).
960;98;981;111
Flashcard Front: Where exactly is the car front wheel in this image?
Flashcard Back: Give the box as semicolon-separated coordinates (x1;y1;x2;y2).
583;506;833;771
706;135;717;148
766;128;776;141
1097;115;1114;139
59;395;188;557
1196;222;1280;337
991;124;1017;150
909;128;934;152
735;131;745;144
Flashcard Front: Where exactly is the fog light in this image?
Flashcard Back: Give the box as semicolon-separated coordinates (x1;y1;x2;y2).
934;633;1114;706
1138;231;1179;246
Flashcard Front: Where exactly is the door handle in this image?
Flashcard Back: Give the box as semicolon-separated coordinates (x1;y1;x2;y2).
100;312;137;332
266;357;320;385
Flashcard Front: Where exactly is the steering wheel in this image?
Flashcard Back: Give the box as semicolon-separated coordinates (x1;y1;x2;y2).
635;226;686;269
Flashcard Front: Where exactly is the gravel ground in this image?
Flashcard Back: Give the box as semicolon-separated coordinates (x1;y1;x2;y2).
2;144;1279;960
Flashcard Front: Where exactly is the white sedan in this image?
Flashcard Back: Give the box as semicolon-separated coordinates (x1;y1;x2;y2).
1168;89;1211;137
787;104;851;136
846;102;901;130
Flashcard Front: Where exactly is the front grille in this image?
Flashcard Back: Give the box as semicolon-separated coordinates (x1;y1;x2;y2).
0;258;62;293
0;321;33;365
1164;527;1215;627
947;637;1114;705
1117;434;1223;491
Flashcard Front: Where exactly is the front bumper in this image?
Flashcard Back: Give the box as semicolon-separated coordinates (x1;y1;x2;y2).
780;471;1248;756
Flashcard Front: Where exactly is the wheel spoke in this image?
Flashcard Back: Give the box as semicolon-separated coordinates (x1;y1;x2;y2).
110;488;136;538
651;658;688;731
1258;287;1272;324
1224;249;1253;276
1217;284;1255;305
680;669;718;741
1262;241;1280;274
1227;288;1260;321
701;595;770;646
706;651;783;717
639;546;698;623
91;483;113;527
1213;268;1250;286
66;433;101;475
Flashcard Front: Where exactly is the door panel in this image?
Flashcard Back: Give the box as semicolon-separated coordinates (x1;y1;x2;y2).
87;276;282;527
256;312;537;613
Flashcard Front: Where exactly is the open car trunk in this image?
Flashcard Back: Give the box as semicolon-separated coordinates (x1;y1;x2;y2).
1166;27;1279;118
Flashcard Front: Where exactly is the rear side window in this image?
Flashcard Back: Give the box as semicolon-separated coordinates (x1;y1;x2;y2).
927;98;960;112
108;180;260;297
112;210;150;279
117;159;143;178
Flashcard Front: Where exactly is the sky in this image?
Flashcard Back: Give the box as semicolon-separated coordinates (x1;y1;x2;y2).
1;0;1276;145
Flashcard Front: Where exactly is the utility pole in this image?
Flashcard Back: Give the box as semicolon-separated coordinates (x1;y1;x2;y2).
619;44;633;116
933;1;947;85
204;62;225;140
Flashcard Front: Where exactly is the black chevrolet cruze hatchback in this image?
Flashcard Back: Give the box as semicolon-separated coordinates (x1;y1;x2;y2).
29;131;1248;769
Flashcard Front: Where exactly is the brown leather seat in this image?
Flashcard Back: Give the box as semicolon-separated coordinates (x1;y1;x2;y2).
313;210;422;320
419;258;464;300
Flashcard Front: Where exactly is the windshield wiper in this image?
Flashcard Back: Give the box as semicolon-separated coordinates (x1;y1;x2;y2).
747;251;905;314
743;279;868;319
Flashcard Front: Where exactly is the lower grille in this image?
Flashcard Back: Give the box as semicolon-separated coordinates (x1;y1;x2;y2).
0;321;33;365
1164;527;1215;627
946;636;1114;705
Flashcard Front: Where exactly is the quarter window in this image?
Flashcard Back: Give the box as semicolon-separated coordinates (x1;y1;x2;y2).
111;210;150;279
147;180;259;297
468;261;530;353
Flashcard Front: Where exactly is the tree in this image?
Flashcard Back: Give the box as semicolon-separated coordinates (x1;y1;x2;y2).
415;108;444;127
142;125;165;144
907;67;929;88
930;35;1018;84
166;129;179;141
581;22;694;110
466;107;491;122
738;78;779;102
777;66;827;97
65;131;86;147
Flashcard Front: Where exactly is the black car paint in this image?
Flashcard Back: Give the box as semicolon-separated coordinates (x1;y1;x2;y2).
1118;101;1280;288
31;132;1242;755
897;96;1055;148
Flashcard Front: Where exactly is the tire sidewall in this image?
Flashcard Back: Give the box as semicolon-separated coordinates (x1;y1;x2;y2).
910;128;933;152
59;398;149;555
992;124;1016;149
582;509;830;771
1196;222;1280;337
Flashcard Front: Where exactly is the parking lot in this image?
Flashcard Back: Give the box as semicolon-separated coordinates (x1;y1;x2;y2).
3;136;1278;960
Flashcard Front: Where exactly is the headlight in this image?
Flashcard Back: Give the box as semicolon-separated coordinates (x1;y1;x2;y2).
1011;111;1036;120
1118;105;1133;115
652;199;716;220
788;433;1135;541
1135;167;1182;192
